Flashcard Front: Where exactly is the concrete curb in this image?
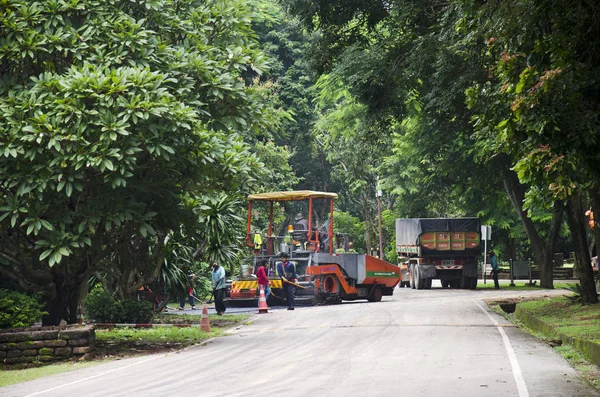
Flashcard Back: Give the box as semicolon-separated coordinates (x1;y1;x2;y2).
514;305;600;367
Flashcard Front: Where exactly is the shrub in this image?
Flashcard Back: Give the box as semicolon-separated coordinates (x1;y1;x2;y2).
85;287;117;323
85;286;154;323
0;289;47;328
119;300;154;324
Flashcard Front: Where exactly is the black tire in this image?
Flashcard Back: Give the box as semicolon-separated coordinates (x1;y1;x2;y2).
469;277;477;290
368;286;383;302
460;275;470;289
410;265;416;289
450;279;460;289
441;279;449;288
415;265;422;290
425;278;432;289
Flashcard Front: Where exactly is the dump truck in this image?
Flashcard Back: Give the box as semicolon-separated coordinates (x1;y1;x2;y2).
396;218;481;289
225;190;401;305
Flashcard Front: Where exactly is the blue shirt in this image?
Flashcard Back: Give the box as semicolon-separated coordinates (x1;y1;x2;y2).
212;266;226;289
490;255;499;271
276;260;296;280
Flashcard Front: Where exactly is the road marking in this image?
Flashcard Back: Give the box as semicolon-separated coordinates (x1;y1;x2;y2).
476;301;530;397
234;323;515;335
23;355;163;397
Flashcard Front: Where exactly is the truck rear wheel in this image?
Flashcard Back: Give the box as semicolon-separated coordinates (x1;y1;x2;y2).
425;278;432;289
441;279;449;288
415;265;422;290
410;265;416;289
460;275;472;289
469;277;477;289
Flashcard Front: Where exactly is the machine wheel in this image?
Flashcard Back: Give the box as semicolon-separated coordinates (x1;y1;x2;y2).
410;265;416;289
368;286;383;302
450;279;460;288
414;265;422;290
425;278;432;289
324;275;340;294
441;279;449;288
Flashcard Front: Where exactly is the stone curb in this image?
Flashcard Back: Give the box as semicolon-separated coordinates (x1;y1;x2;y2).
514;305;600;367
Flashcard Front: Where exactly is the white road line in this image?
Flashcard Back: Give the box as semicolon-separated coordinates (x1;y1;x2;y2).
23;355;163;397
476;301;530;397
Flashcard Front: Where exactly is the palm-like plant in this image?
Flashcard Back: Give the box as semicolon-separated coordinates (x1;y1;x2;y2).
195;194;245;274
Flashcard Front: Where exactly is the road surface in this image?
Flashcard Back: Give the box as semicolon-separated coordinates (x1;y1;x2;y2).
2;283;598;397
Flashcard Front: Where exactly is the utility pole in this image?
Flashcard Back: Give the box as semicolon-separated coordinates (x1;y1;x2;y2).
376;176;384;260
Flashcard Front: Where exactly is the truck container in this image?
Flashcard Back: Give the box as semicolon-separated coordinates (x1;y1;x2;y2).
396;218;481;289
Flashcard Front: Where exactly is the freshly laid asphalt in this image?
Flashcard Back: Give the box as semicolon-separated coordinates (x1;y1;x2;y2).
2;280;598;397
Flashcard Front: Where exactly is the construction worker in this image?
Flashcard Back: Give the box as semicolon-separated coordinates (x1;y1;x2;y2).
276;252;296;310
294;213;309;231
256;261;271;302
212;263;227;315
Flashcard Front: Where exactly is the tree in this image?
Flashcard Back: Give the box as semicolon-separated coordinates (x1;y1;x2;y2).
0;0;281;324
465;0;600;301
284;0;573;288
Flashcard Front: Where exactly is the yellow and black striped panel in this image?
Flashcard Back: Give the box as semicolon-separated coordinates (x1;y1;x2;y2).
231;279;283;289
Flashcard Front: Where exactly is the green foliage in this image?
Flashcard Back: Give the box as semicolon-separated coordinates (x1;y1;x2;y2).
85;286;153;323
119;300;154;324
564;283;596;305
0;0;283;324
84;288;116;323
0;289;46;329
333;211;366;253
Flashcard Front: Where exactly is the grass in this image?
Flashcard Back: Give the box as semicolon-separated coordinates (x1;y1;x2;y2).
95;325;224;344
0;313;251;388
518;296;600;342
477;280;574;290
555;345;600;388
0;361;102;387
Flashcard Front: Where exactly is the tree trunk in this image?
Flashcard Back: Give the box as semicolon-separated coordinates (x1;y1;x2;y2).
566;193;598;304
42;264;88;325
497;154;561;288
590;190;600;267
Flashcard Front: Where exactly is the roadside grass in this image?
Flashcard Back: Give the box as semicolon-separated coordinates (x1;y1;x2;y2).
95;325;225;344
487;288;600;390
95;313;251;349
0;361;102;387
555;345;600;389
0;313;251;388
477;280;574;290
518;296;600;342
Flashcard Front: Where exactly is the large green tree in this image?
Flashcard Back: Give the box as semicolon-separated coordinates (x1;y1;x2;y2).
0;0;281;324
283;0;571;288
465;0;600;301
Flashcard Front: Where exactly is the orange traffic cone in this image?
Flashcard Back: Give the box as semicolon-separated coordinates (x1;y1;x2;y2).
200;304;211;332
258;286;269;314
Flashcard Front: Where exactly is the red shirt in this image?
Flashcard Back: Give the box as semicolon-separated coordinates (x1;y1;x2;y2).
256;265;269;286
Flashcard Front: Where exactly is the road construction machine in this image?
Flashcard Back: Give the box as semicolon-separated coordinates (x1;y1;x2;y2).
396;218;481;289
225;190;401;306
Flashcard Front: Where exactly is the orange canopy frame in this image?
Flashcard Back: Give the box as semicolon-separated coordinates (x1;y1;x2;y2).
246;191;337;254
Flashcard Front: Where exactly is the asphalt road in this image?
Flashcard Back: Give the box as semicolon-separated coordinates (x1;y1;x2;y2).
3;282;599;397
